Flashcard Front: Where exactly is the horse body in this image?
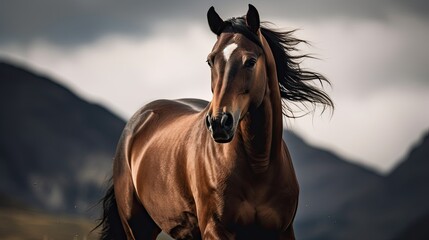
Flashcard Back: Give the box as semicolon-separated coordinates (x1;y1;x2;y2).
114;97;298;239
97;4;332;240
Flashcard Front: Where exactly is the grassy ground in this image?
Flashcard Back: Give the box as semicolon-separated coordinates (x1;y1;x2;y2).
0;208;177;240
0;208;99;240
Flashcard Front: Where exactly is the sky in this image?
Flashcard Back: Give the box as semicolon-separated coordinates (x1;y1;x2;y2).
1;0;428;173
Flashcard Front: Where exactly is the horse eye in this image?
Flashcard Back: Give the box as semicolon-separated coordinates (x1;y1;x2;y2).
244;58;257;68
206;59;213;68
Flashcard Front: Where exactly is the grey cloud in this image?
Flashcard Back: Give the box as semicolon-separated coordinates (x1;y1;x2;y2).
0;0;427;46
391;0;429;18
0;0;208;45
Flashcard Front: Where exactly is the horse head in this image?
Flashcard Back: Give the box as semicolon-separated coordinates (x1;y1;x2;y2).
205;5;268;143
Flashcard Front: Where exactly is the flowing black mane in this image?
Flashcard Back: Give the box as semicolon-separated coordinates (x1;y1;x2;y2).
223;17;333;117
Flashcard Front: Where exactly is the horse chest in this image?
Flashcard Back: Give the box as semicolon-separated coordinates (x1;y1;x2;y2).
225;174;298;231
234;200;284;229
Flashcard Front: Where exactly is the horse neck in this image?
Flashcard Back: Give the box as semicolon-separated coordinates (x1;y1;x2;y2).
238;33;284;174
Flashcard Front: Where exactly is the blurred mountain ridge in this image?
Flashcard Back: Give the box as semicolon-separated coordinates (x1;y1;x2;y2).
0;61;125;216
0;60;427;239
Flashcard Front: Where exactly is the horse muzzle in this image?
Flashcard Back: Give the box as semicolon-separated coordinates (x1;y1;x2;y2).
205;112;235;143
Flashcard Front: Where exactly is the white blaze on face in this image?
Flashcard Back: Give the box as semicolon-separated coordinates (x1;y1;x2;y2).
223;43;238;62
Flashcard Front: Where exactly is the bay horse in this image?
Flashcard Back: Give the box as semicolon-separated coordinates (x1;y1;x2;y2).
96;4;332;240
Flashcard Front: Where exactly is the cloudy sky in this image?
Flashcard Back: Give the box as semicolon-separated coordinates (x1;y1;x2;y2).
1;0;428;173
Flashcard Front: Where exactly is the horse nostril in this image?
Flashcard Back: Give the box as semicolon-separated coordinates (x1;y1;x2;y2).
220;112;234;131
205;114;213;131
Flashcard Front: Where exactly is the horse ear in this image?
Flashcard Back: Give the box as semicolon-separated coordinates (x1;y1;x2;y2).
246;4;260;34
207;6;224;35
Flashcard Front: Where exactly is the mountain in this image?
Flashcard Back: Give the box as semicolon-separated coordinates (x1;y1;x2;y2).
283;131;384;239
329;131;429;240
393;213;429;240
388;131;429;190
0;61;125;215
386;131;429;235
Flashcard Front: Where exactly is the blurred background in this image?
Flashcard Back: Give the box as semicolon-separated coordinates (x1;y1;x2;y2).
0;0;428;239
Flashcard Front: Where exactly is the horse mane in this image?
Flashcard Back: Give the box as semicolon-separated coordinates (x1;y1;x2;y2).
223;17;334;117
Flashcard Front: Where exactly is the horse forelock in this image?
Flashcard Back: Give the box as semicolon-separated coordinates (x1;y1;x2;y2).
222;17;263;49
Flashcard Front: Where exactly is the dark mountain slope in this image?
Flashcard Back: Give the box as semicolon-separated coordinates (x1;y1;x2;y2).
330;130;429;240
388;131;429;190
283;131;383;239
0;61;125;214
393;213;429;240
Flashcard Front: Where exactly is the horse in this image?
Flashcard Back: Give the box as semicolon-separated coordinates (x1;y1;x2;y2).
95;4;333;240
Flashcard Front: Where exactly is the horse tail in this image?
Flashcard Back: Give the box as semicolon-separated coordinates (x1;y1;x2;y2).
93;182;126;240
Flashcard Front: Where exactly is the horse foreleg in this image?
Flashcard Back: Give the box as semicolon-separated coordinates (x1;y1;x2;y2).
279;225;295;240
200;219;234;240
